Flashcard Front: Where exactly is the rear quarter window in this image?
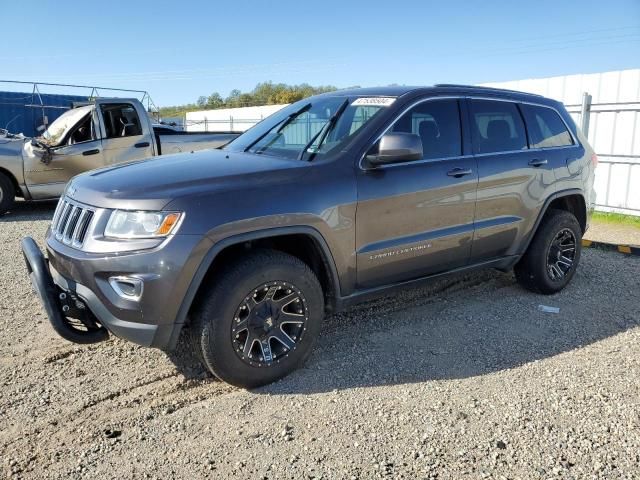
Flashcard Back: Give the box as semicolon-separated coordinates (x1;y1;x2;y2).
521;104;574;148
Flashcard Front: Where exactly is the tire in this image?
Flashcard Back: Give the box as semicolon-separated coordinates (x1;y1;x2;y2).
190;249;324;388
0;173;15;215
515;209;582;294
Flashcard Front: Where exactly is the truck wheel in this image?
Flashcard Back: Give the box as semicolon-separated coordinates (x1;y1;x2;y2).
191;249;324;388
515;209;582;294
0;173;15;215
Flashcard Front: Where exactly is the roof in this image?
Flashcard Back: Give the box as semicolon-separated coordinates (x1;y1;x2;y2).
320;84;551;103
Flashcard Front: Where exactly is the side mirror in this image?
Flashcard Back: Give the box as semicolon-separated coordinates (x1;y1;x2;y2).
365;132;423;167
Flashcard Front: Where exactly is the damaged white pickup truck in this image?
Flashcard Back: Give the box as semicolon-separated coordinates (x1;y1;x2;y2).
0;98;239;214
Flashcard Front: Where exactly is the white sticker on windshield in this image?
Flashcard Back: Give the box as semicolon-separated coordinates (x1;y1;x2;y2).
351;97;396;107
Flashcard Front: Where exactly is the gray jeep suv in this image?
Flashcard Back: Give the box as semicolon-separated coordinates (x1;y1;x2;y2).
23;85;596;388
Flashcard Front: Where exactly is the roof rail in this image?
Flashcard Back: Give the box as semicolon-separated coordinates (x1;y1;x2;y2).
433;84;544;97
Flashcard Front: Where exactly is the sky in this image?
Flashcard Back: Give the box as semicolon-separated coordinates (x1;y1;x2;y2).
0;0;639;107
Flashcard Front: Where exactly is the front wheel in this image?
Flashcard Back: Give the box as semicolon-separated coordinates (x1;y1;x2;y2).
191;249;324;388
515;209;582;294
0;173;15;215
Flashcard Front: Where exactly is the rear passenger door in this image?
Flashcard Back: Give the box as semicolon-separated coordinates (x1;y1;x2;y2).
467;99;557;261
519;103;581;181
355;98;478;288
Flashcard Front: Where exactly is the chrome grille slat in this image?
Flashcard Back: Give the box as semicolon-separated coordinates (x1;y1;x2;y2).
62;206;81;244
51;199;65;232
55;203;72;240
72;209;93;247
71;209;88;244
50;197;95;249
78;211;94;244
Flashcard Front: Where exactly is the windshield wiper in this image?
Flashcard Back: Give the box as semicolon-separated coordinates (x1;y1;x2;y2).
243;103;312;153
298;99;349;161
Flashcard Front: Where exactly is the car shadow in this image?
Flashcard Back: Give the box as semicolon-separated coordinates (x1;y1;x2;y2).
164;257;640;391
0;200;57;222
241;253;637;395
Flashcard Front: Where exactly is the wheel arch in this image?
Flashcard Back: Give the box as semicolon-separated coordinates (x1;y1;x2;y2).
520;189;587;255
0;167;23;199
172;227;341;345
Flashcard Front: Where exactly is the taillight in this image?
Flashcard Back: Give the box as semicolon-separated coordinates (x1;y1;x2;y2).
591;153;598;167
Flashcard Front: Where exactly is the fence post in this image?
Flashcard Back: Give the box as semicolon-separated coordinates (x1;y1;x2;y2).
580;92;592;137
230;115;234;132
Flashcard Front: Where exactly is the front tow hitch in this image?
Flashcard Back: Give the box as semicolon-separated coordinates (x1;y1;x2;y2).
21;237;109;344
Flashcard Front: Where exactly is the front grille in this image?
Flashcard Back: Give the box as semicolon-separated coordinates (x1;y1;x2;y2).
51;197;95;248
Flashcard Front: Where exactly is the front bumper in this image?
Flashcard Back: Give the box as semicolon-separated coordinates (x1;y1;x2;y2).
22;232;209;350
22;237;108;344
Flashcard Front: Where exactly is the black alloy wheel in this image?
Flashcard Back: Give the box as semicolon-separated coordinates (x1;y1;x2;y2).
231;281;309;366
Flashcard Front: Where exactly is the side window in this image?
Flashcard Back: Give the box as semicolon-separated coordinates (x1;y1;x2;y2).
469;100;527;154
100;103;143;139
521;104;574;148
391;99;462;160
69;114;96;144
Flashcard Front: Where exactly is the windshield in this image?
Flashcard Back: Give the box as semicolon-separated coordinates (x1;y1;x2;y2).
41;105;93;145
224;96;393;160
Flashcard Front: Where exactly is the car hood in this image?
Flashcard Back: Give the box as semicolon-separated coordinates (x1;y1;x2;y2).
67;149;306;210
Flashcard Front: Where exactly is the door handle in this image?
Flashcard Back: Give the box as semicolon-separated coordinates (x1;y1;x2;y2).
82;149;100;156
135;142;150;148
528;158;548;167
446;167;473;178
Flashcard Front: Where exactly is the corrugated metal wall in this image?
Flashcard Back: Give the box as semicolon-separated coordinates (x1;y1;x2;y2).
482;69;640;216
0;91;90;137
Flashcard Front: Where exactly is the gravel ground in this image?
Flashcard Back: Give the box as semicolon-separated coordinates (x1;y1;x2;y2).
1;201;639;480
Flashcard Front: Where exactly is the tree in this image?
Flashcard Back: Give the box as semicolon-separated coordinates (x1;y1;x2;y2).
225;89;242;107
206;92;224;108
158;82;339;118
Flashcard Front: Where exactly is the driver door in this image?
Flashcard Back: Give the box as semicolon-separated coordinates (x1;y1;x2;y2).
97;101;154;165
355;98;478;288
23;109;104;199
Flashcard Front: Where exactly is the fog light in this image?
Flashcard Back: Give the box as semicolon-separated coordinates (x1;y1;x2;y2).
108;276;144;301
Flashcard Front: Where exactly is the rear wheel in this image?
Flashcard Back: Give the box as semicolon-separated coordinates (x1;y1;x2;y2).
0;173;15;215
191;249;324;388
515;209;582;294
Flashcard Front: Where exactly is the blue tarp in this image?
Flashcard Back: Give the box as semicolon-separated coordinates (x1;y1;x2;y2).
0;91;90;137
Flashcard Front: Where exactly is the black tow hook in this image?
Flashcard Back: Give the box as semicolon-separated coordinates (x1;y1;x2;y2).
21;237;109;345
56;290;110;344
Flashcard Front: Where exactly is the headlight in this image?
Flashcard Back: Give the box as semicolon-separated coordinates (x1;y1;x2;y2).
105;210;183;239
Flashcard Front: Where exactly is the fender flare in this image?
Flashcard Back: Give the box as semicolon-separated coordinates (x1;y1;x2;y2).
170;226;341;341
520;188;586;255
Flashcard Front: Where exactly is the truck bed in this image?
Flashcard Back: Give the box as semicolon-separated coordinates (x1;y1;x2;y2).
156;132;240;155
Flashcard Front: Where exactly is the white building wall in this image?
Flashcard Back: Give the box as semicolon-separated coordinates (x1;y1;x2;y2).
482;69;640;216
480;69;640;104
185;104;288;132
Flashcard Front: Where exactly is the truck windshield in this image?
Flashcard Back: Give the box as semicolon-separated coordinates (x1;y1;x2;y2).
41;105;93;146
224;97;392;160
